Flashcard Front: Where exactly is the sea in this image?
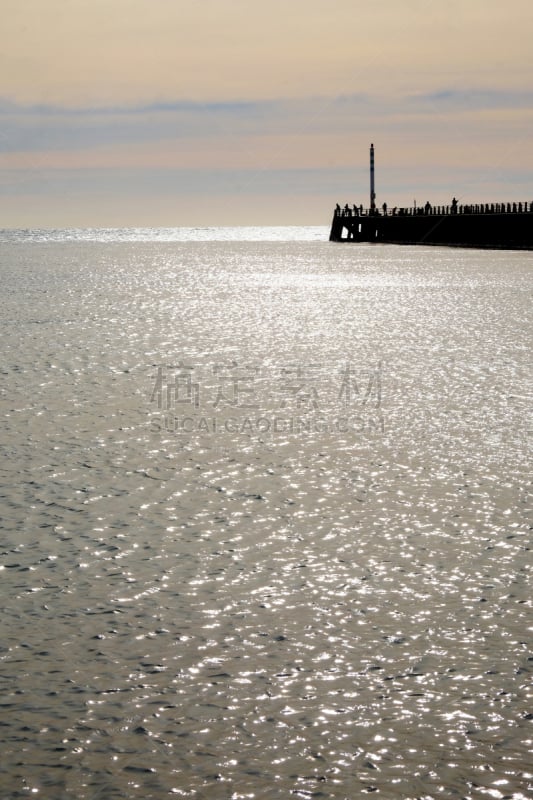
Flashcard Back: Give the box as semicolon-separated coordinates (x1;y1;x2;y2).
0;226;531;800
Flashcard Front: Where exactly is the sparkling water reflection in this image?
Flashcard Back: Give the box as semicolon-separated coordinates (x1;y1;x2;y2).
0;229;531;799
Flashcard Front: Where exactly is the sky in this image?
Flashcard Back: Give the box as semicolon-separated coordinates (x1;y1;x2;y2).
1;0;532;227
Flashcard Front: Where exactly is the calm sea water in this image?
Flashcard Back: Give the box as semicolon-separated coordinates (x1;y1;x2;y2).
0;227;531;800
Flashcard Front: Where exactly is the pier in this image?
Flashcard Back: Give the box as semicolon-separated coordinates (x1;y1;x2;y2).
330;201;533;249
330;145;533;250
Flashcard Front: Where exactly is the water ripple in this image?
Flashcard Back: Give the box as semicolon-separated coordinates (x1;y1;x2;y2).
0;235;531;798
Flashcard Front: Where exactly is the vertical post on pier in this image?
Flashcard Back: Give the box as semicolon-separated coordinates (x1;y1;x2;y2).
370;143;376;211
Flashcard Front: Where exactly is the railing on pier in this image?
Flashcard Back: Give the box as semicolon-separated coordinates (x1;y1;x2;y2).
334;201;533;219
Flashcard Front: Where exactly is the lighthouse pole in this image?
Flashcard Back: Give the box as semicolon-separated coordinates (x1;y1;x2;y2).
370;143;376;211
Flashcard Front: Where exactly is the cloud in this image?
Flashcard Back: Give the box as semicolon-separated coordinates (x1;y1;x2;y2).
410;89;533;111
0;98;262;117
1;87;532;226
1;89;531;168
0;94;373;157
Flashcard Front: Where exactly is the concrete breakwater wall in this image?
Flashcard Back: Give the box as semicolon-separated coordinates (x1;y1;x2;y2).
329;204;533;249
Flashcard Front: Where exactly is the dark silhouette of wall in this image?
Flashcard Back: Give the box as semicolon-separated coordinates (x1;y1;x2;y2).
329;205;533;250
